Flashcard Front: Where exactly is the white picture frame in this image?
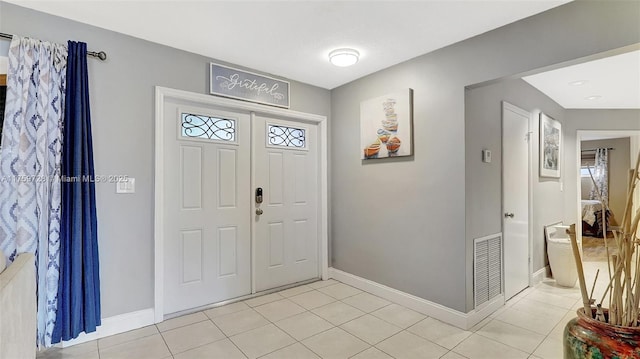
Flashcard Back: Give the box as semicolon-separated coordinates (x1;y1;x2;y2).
540;113;561;178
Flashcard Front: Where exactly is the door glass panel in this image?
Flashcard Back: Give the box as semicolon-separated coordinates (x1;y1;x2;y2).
181;113;236;142
267;124;306;149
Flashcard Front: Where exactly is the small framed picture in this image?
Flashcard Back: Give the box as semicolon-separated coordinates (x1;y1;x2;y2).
539;113;561;178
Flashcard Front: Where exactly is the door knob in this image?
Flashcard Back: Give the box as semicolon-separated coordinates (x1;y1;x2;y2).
504;212;515;218
256;208;263;215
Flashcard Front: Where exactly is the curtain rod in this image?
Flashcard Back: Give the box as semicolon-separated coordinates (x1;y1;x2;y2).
581;147;615;152
0;32;107;61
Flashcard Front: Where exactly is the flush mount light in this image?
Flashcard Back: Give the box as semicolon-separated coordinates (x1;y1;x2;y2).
569;80;588;86
329;48;360;67
585;95;602;101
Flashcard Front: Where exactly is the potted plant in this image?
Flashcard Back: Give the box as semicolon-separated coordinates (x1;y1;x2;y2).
564;151;640;358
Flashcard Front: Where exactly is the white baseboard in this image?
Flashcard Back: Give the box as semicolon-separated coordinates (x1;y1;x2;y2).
329;268;503;330
57;308;155;348
532;265;550;286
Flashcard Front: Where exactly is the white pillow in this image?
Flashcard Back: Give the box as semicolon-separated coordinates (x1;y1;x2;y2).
0;249;6;274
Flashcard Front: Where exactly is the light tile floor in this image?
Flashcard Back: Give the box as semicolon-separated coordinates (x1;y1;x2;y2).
37;276;588;359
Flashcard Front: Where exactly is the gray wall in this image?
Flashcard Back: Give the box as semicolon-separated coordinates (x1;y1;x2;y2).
0;2;331;318
465;79;565;302
580;137;631;220
331;0;640;313
563;110;640;234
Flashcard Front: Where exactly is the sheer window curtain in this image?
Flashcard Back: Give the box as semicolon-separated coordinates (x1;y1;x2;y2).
0;36;66;348
589;148;609;205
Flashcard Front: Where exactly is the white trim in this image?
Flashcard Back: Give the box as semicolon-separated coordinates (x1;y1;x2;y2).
329;268;504;330
57;309;155;348
154;86;329;322
532;265;550;285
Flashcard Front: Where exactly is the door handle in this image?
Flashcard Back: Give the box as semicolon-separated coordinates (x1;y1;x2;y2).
256;208;263;215
504;212;515;218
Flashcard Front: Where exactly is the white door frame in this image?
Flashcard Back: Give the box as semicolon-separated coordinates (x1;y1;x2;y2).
501;102;534;294
153;86;329;323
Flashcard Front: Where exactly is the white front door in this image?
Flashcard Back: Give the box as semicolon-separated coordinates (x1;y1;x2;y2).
502;102;531;300
253;116;319;291
163;99;251;314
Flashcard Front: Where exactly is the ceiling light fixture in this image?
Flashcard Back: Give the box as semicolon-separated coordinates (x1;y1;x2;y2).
585;95;602;101
329;48;360;67
569;80;588;86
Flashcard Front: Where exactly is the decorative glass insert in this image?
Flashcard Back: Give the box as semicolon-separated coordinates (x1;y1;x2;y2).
267;125;306;148
181;113;235;142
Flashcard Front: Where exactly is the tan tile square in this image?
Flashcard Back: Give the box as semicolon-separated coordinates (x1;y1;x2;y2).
476;319;545;353
549;311;576;340
254;299;306;322
173;338;247;359
312;301;365;326
211;308;269;336
469;316;493;332
289;290;336;310
278;284;314;297
340;314;402;345
245;293;284;307
376;331;448;359
441;351;469;359
341;292;391;313
495;308;559;335
371;304;426;328
156;312;209;332
261;343;320;359
230;324;295;359
408;317;471;349
350;347;393;359
525;290;578;309
162;320;225;354
274;311;334;341
302;327;369;359
38;347;100;359
100;334;171;359
532;336;563;359
308;279;339;289
40;340;97;358
98;325;159;349
317;283;362;300
453;334;528;359
510;298;568;322
204;302;250;319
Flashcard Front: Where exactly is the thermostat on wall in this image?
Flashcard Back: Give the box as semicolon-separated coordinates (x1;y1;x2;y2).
482;149;492;163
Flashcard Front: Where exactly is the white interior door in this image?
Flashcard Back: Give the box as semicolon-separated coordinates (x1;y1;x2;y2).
253;116;319;292
502;102;531;300
163;100;251;314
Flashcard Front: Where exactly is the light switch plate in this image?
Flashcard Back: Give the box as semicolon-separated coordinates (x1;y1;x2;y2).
116;177;135;194
482;149;492;163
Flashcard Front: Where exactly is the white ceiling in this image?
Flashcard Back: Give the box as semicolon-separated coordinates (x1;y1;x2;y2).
523;50;640;109
3;0;570;89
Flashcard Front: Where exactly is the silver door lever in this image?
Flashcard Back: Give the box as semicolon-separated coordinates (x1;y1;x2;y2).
504;212;515;218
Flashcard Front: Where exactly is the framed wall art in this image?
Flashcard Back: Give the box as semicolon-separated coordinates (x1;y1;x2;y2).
540;113;561;178
360;88;413;160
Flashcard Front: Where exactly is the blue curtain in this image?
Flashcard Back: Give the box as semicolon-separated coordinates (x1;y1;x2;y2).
52;41;101;343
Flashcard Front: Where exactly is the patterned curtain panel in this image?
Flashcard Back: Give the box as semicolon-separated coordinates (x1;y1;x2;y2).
0;36;67;347
589;148;609;205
